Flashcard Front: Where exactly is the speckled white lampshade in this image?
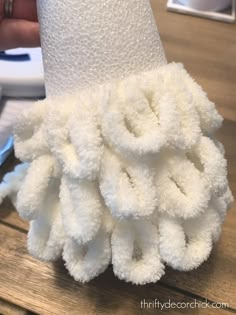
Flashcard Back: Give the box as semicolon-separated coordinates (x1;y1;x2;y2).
37;0;167;96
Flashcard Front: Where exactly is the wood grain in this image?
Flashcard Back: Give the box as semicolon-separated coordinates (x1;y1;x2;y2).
0;224;233;315
217;120;236;196
0;298;30;315
0;198;28;231
150;0;236;122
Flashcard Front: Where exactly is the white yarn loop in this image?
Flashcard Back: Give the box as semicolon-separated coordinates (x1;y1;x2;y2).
16;155;57;220
63;229;111;283
158;204;222;271
44;93;103;180
187;136;228;196
28;207;65;261
99;148;157;219
155;152;210;219
60;176;103;244
14;101;49;161
112;220;165;285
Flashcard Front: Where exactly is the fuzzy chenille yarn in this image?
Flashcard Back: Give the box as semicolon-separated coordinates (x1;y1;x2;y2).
0;0;233;284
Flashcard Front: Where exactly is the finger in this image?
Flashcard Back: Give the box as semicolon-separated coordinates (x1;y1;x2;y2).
0;19;40;50
0;0;38;22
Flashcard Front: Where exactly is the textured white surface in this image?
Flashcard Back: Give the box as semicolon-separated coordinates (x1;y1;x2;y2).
37;0;166;96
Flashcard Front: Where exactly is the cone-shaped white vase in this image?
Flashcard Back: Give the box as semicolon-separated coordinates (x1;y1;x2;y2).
0;0;233;284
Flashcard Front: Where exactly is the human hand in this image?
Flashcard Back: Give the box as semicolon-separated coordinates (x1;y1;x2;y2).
0;0;40;50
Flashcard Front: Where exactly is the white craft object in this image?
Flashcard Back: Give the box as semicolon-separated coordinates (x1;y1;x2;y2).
0;48;44;97
0;0;233;284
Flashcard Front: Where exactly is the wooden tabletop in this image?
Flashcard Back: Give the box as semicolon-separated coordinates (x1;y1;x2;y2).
0;1;236;314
